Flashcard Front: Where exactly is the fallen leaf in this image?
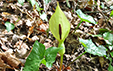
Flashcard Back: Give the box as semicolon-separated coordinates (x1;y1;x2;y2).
0;52;23;70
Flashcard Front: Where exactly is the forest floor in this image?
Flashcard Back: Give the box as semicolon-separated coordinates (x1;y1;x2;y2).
0;0;113;71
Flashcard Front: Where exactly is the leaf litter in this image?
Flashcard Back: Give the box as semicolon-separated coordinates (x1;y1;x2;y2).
0;0;113;71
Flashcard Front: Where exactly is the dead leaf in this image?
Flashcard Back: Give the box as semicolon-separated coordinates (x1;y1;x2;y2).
98;18;104;27
99;57;105;68
0;52;23;70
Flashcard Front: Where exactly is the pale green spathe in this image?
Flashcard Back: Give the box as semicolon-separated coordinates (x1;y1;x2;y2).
49;2;70;42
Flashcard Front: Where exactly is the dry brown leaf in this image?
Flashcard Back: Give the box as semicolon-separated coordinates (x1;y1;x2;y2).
98;18;104;27
0;52;23;70
91;36;106;46
99;57;105;68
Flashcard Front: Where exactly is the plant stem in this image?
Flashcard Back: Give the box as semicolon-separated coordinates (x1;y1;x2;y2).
74;20;83;33
59;55;63;71
65;51;86;69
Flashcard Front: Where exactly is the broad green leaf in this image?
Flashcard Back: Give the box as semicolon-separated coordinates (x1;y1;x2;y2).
79;38;106;56
44;0;51;4
23;41;45;71
49;2;70;42
18;0;25;5
110;10;113;17
76;9;97;24
5;22;15;32
103;32;113;44
45;47;62;67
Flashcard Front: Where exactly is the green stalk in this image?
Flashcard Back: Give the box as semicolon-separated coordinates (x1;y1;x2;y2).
59;55;63;71
58;41;65;56
58;41;65;71
74;20;83;33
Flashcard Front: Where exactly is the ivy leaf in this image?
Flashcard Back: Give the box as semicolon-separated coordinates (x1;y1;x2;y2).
5;22;15;32
23;41;45;71
45;47;62;67
49;2;70;42
18;0;25;5
76;9;97;24
79;38;106;56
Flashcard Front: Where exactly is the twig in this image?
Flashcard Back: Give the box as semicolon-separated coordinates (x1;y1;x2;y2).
16;6;34;21
0;34;13;36
72;0;77;14
97;0;111;28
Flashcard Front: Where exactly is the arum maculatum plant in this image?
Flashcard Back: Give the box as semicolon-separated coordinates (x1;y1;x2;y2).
49;2;70;71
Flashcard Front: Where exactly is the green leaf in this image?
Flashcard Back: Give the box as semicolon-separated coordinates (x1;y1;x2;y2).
108;64;113;71
110;10;113;17
49;2;70;42
110;51;113;57
45;47;62;68
103;32;113;44
99;28;109;34
108;58;113;71
44;0;51;4
23;41;45;71
41;58;46;65
76;9;97;24
79;38;106;56
5;22;15;32
18;0;25;5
